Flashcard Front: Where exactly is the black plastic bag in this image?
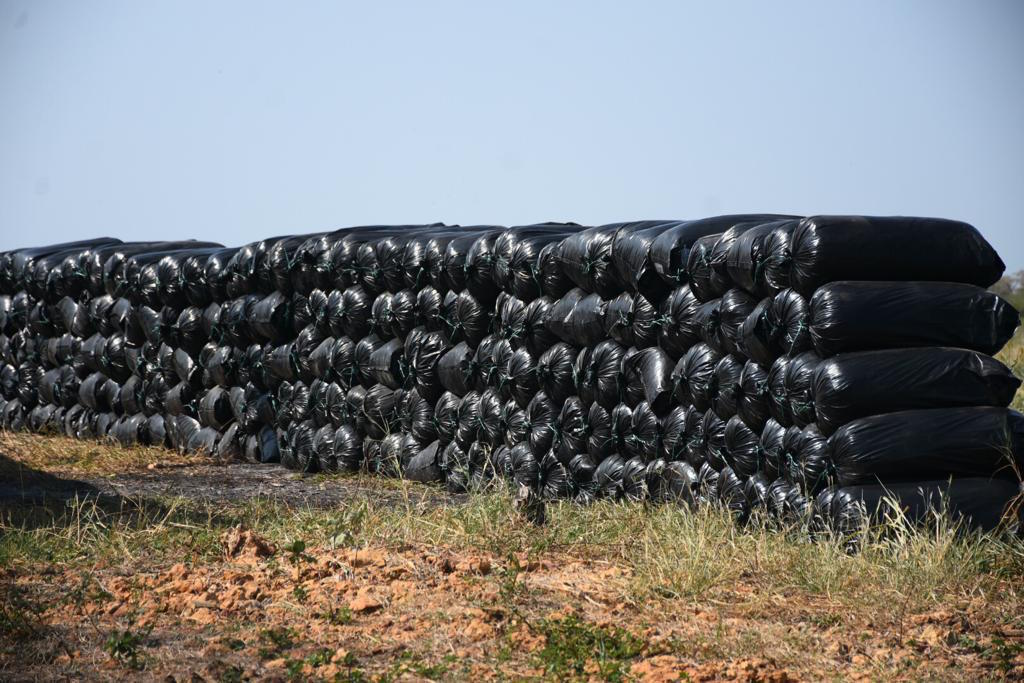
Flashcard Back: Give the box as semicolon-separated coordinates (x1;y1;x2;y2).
624;401;660;462
658;286;701;359
361;384;396;440
608;220;685;299
723;415;762;478
790;216;1005;297
365;337;405;390
693;298;725;354
672;343;722;412
725;219;798;298
648;215;790;289
709;354;744;420
594;454;626;499
813;348;1021;437
700;409;728;470
437;342;474;397
606;292;660;348
574;340;625;410
735;360;770;432
454;390;482;447
765;356;793;426
524;391;558;456
809;281;1019;357
556;225;623;298
442;228;502;293
519;296;559;356
823;478;1023;534
784;351;821;428
493;224;579;300
717;465;749;523
556;396;589;463
830;407;1024;486
621;347;673;415
659;405;690;462
434;391;460;446
536;343;577;405
544;288;607;347
403;440;443;482
717;288;757;358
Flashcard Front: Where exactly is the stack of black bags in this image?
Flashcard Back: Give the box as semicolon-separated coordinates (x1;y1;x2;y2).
0;215;1020;533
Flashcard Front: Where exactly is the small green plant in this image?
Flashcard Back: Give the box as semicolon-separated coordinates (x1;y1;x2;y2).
257;626;296;659
283;539;310;565
534;614;645;682
104;627;151;669
292;585;308;603
325;605;353;625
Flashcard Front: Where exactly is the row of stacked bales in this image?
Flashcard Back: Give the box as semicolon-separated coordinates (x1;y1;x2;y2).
0;215;1021;534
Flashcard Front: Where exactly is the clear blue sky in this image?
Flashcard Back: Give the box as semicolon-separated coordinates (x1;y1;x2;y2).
2;1;1022;270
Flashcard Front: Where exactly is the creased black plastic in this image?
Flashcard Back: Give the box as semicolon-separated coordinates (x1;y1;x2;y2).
812;348;1021;436
809;281;1020;357
790;215;1005;296
830;407;1024;486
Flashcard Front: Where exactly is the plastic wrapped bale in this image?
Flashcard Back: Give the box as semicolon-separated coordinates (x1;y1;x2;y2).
790;215;1005;297
723;415;763;479
436;342;474;397
514;296;557;357
538;451;573;500
358;384;395;440
404;330;450;403
443;290;491;347
606;220;684;299
465;335;501;393
692;298;725;355
544;288;607;347
502;400;529;448
363;337;405;390
709;354;744;420
290;419;319;472
432;391;459;447
672;343;722;412
489;337;514;401
759;420;792;483
454;391;482;448
717;288;758;357
658;285;702;359
477;389;504;446
198;386;233;429
620;347;673;415
574;340;625;410
812;348;1021;437
509;442;540;491
536;342;577;405
659;405;690;462
369;292;394;338
250;291;294;343
724;219;798;298
507;350;540;409
648;216;771;291
442;441;471;493
744;473;772;515
408;389;440;445
657;460;700;508
684;406;709;466
493;224;579;300
521;390;556;456
809;281;1020;357
554;396;588;463
765;356;793;427
442;228;502;293
830;407;1024;486
738;297;777;368
771;289;813;358
27;404;57;434
623;401;660;462
694;462;721;506
824;478;1024;535
309;424;338;472
609;403;634;458
337;286;374;340
590;454;624;499
556;224;624;298
784;351;821;428
717;465;749;522
2;398;26;431
215;423;243;462
462;231;507;302
735;361;770;432
783;424;831;494
700;409;728;471
403;440;443;482
605;291;660;348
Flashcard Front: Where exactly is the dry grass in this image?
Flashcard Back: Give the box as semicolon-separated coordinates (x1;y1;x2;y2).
2;435;1024;680
997;323;1024;412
